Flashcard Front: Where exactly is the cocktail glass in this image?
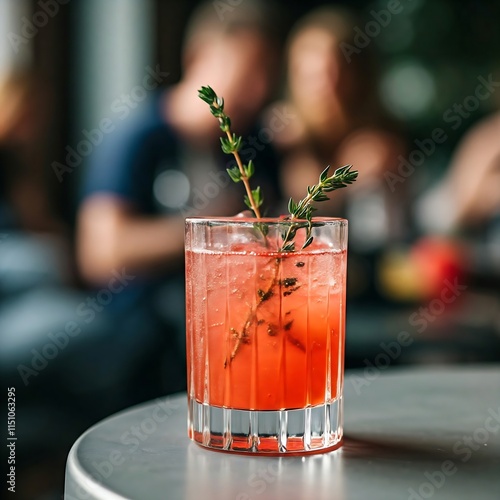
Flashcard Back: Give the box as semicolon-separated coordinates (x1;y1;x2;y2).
185;216;347;454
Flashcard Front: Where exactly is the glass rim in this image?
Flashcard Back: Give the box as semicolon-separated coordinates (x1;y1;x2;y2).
185;216;348;225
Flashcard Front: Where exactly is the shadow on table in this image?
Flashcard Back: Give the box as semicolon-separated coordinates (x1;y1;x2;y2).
342;436;498;464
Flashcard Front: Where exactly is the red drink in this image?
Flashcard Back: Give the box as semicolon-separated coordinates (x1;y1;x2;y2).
185;217;347;454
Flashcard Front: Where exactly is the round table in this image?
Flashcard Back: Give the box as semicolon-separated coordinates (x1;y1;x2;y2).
64;366;500;500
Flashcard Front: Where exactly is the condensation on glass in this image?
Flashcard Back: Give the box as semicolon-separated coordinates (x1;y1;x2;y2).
185;217;347;454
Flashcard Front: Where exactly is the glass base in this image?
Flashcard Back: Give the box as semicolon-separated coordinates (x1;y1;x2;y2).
187;397;343;455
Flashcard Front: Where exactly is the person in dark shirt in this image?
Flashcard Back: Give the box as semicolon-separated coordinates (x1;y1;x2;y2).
76;1;282;393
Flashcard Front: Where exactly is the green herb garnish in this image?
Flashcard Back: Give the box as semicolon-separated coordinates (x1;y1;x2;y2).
280;164;358;251
198;85;358;252
198;85;263;218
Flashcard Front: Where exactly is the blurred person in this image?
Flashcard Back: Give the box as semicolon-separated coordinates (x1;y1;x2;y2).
0;72;71;296
268;6;407;253
416;111;500;233
267;6;407;303
0;72;61;234
0;72;120;489
408;111;500;363
77;1;283;393
0;72;170;425
0;73;119;394
414;111;500;288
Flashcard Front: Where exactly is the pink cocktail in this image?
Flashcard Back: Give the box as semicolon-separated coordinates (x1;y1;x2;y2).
185;217;347;454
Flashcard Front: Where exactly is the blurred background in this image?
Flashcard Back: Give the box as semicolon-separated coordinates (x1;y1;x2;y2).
1;0;499;498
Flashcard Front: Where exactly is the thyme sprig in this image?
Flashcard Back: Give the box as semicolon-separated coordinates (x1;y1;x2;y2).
280;164;358;252
198;85;263;218
198;85;358;252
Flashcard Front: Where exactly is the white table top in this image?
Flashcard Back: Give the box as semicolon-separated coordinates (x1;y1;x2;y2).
65;365;500;500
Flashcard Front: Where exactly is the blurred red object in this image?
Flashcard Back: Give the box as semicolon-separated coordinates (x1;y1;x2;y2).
377;237;467;303
410;237;466;300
